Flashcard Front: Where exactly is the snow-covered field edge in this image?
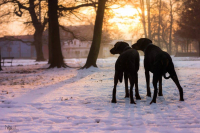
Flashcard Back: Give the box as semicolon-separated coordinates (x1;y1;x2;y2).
0;56;200;132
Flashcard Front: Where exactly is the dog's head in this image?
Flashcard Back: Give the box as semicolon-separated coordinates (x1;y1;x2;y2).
132;38;152;51
110;41;130;54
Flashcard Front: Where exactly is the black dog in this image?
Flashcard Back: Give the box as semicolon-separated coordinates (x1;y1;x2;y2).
110;41;141;104
132;38;184;104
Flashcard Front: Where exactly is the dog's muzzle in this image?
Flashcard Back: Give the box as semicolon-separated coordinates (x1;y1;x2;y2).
132;43;137;49
110;49;115;54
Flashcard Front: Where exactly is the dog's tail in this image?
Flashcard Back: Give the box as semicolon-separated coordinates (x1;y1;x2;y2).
154;54;171;79
161;59;170;79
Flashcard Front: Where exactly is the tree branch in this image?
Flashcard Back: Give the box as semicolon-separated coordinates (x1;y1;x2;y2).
1;36;33;45
58;2;98;11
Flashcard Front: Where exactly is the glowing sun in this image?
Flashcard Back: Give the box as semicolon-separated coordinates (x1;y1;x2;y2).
109;5;141;34
111;5;139;17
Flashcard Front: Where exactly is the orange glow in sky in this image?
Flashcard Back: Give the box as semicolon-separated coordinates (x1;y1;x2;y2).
4;4;141;39
108;5;141;39
111;5;139;17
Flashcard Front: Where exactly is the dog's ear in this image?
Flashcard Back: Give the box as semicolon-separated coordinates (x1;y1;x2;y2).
115;42;129;50
137;38;152;45
137;38;152;50
132;43;138;49
114;42;122;49
143;38;152;44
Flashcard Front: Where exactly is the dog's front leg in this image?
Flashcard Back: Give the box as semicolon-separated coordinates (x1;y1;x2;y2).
150;75;159;104
124;73;129;98
158;76;163;96
111;73;118;103
145;70;151;97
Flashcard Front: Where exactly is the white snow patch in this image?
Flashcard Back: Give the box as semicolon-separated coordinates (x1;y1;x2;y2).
0;56;200;132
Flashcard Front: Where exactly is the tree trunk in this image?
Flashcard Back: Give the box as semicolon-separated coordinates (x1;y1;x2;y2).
168;0;173;55
176;43;178;53
34;31;45;61
157;0;161;48
140;0;147;38
168;27;172;54
82;0;107;69
29;0;46;61
0;51;2;71
146;0;151;39
199;41;200;57
186;39;189;53
48;0;66;68
166;43;169;53
48;24;52;64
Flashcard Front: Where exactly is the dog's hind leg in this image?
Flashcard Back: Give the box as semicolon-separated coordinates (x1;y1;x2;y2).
158;77;163;96
168;70;184;101
150;75;160;104
145;70;151;97
135;73;141;100
129;75;136;104
111;73;118;103
171;75;184;101
124;72;129;98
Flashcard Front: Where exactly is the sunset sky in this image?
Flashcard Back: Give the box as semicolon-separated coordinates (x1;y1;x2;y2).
2;3;142;40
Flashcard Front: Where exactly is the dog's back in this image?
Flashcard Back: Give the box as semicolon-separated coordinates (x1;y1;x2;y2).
115;49;139;82
131;38;184;103
145;45;172;78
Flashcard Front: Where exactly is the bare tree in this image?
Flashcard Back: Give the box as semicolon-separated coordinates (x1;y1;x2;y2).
47;0;99;67
47;0;98;65
140;0;147;38
130;0;147;38
146;0;151;39
175;0;200;56
0;0;48;61
161;0;174;54
48;0;66;68
82;0;107;68
157;0;161;48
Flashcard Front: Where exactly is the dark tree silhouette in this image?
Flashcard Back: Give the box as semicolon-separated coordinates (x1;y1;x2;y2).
29;0;48;61
146;0;151;39
48;0;66;68
0;0;48;61
176;0;200;56
82;0;107;68
47;1;98;64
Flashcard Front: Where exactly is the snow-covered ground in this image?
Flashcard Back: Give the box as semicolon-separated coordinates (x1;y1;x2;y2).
0;56;200;133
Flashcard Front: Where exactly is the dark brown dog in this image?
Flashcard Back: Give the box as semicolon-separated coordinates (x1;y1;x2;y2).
110;41;140;104
132;38;184;104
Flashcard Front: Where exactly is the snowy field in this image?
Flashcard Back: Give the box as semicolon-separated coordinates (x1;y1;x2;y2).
0;56;200;133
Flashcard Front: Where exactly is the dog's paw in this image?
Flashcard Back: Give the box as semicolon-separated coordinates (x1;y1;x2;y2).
136;95;141;100
180;98;184;101
147;93;151;97
111;99;117;103
130;101;136;104
124;94;129;98
150;100;156;104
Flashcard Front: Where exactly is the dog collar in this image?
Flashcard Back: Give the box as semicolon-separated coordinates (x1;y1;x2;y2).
144;43;153;52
